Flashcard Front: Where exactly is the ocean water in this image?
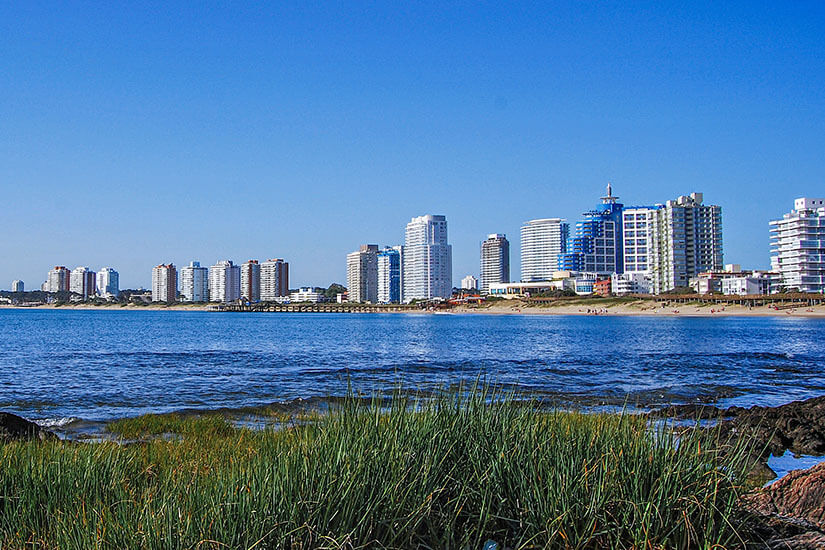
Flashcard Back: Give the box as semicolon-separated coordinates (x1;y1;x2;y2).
1;309;825;428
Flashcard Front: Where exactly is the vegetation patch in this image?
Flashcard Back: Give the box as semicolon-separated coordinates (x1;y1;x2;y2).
1;389;757;549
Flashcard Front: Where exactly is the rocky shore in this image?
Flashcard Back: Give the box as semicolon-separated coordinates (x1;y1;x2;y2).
650;396;825;548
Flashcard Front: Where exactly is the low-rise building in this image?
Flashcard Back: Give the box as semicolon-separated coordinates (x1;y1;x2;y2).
611;273;652;295
290;287;323;303
460;275;478;290
593;278;612;297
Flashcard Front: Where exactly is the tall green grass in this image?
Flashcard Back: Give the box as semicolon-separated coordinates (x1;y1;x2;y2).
0;388;755;549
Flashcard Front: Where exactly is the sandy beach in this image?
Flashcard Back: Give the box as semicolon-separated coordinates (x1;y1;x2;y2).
5;298;825;317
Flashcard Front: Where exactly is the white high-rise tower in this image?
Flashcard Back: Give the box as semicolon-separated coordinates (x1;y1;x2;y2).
402;214;452;301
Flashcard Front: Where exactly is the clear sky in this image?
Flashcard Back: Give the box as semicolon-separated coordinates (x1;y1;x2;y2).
2;2;824;290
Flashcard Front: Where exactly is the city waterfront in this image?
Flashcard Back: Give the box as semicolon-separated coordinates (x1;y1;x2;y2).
3;309;824;431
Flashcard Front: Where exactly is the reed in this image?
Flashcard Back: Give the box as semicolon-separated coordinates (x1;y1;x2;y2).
0;387;755;549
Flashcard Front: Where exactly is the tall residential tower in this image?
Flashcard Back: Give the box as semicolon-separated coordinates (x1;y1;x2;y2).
520;218;568;282
347;245;379;303
403;215;452;301
480;234;510;294
771;197;825;293
152;264;177;303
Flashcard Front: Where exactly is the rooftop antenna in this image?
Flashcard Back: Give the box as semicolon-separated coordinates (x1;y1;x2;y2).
601;182;619;204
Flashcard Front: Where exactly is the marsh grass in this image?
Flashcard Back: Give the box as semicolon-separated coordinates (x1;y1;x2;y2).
1;387;756;549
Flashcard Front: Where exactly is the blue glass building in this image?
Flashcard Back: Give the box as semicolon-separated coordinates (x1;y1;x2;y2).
377;246;403;303
558;184;624;274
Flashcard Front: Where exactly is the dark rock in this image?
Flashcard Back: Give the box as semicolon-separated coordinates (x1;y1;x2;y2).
650;395;825;459
0;412;58;443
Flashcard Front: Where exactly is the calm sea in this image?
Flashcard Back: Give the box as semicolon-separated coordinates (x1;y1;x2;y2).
2;309;825;429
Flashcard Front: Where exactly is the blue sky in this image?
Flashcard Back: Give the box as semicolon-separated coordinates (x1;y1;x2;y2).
2;2;824;289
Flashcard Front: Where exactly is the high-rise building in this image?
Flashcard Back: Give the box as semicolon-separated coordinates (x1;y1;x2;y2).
520;218;568;282
461;275;478;290
770;197;825;293
11;280;24;292
621;206;659;278
209;260;241;303
96;267;119;298
241;260;261;303
151;264;177;303
46;266;70;293
648;193;723;293
377;246;403;304
480;234;510;294
70;266;96;300
558;184;624;274
260;259;289;301
403;215;452;301
347;245;379;303
180;261;209;302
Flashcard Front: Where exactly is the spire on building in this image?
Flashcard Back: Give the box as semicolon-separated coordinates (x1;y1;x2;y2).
601;182;619;204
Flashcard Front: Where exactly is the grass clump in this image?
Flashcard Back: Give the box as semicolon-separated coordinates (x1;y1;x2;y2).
0;388;755;549
106;412;234;439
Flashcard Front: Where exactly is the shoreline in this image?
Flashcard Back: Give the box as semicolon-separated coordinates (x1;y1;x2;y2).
5;300;825;317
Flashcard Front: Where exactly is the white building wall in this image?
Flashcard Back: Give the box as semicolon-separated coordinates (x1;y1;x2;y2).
403;215;452;301
770;198;825;293
520;218;567;282
209;260;241;303
180;262;208;302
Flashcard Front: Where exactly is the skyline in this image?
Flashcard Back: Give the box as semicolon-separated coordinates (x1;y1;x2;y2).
2;3;825;288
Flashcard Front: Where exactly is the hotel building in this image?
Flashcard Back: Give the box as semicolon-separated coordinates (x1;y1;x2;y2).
180;261;209;302
480;234;510;294
558;184;623;275
403;215;452;301
208;260;241;303
520;218;568;282
261;259;289;301
11;280;24;293
241;260;261;303
151;264;177;303
770;197;825;293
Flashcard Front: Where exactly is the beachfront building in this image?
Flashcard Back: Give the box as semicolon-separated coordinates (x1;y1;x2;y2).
96;267;119;298
770;197;825;293
377;246;403;304
558;184;624;275
241;260;261;303
151;264;177;303
70;266;96;300
46;266;70;293
403;215;452;301
180;261;209;302
261;259;289;301
347;244;379;303
11;280;24;292
480;234;510;294
208;260;241;303
648;193;724;294
290;287;323;303
622;193;723;294
520;218;568;282
461;275;478;290
611;273;651;295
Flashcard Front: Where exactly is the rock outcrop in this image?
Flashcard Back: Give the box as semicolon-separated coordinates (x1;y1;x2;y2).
650;395;825;458
745;461;825;530
0;412;57;443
